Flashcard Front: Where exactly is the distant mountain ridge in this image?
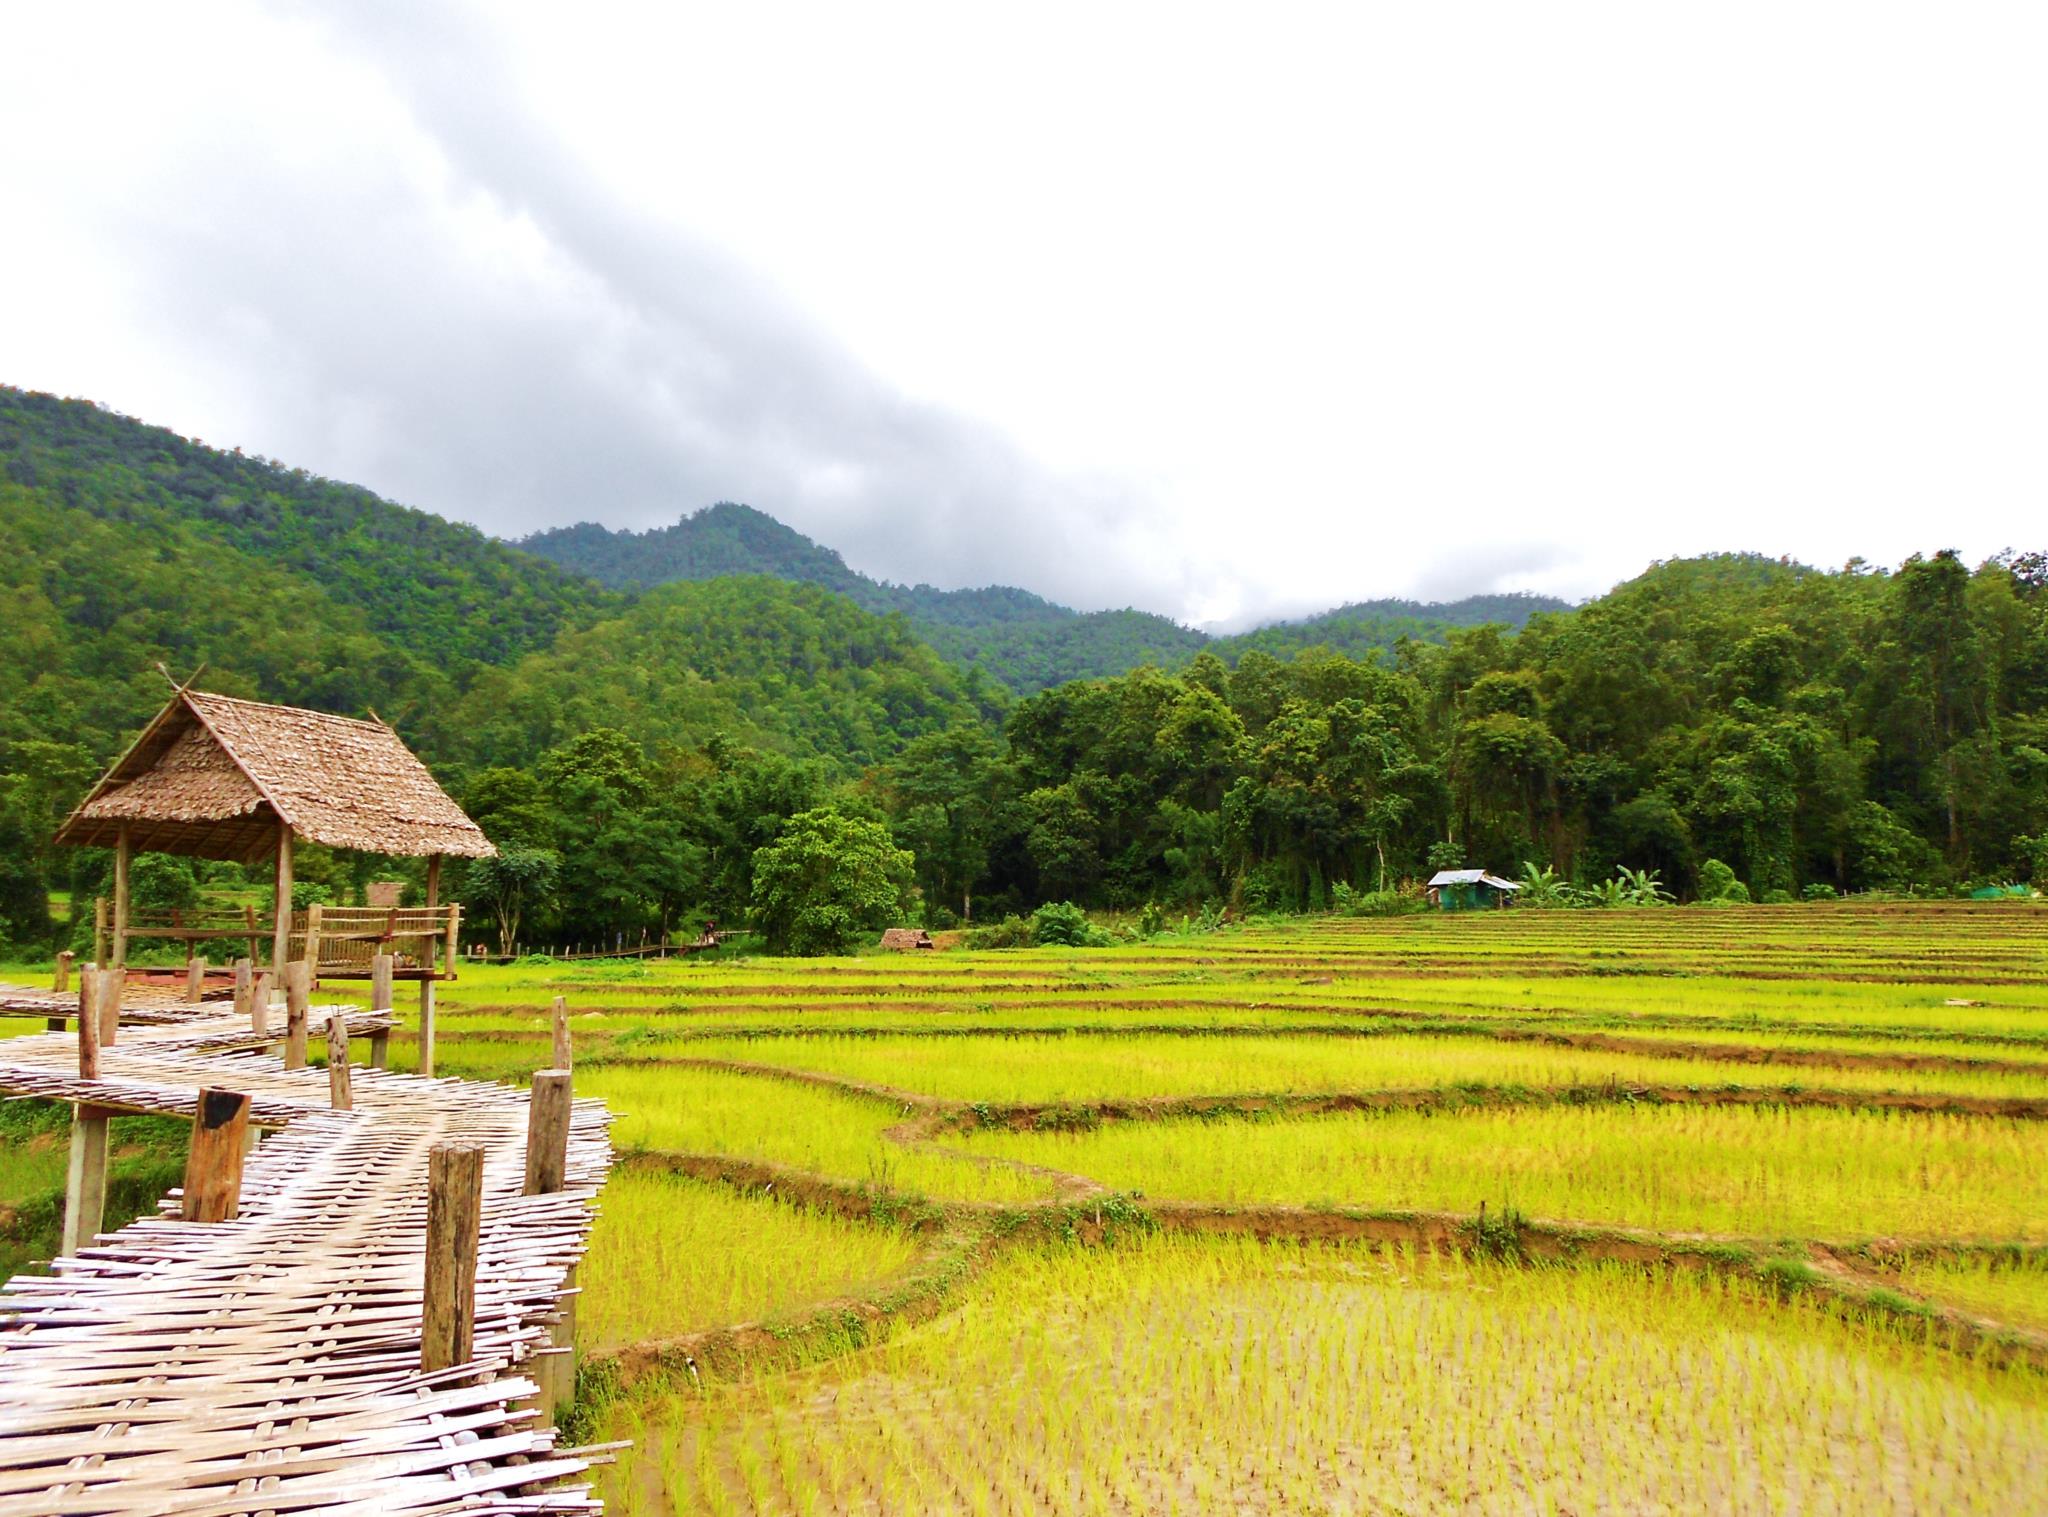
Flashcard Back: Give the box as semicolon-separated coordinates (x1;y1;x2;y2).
520;505;1571;692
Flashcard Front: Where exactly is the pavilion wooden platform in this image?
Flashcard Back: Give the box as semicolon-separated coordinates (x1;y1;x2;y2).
0;982;614;1515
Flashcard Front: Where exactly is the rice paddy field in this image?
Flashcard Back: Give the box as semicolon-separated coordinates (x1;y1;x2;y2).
8;900;2048;1511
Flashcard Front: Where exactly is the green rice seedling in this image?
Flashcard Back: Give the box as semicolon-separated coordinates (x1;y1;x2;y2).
1893;1250;2048;1333
964;1102;2048;1241
580;1170;925;1352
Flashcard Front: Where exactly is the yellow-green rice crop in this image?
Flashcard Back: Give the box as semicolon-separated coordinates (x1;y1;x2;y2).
597;1234;2048;1516
580;1170;923;1353
577;1065;1061;1203
1894;1252;2048;1333
965;1102;2048;1240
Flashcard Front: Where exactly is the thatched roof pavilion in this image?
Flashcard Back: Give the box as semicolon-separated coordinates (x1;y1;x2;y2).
56;688;493;973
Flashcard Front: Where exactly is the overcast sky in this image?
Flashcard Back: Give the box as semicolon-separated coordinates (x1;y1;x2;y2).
3;4;2042;629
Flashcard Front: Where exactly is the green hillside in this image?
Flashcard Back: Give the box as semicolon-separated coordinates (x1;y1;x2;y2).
520;505;1565;691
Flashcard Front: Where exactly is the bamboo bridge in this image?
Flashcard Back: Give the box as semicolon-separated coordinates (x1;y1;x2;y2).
0;976;612;1515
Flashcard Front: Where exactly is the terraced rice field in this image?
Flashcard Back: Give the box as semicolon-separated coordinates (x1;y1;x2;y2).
144;900;2048;1512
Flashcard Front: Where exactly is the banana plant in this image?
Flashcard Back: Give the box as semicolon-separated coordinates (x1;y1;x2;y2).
1617;865;1674;907
1517;861;1572;908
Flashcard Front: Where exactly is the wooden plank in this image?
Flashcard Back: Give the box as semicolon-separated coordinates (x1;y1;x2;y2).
180;1088;251;1222
420;1140;483;1374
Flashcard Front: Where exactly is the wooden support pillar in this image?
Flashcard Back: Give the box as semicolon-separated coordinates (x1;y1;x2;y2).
444;906;460;979
92;897;108;973
538;1266;579;1422
92;966;121;1049
62;1104;114;1256
326;1015;353;1110
181;1089;251;1222
305;902;324;983
76;976;101;1079
418;978;437;1078
270;823;294;975
53;950;74;994
369;954;393;1070
423;854;442;978
283;960;310;1070
184;954;207;1004
110;825;131;972
422;1140;484;1374
232;957;254;1023
551;995;572;1072
252;970;273;1037
524;1069;572;1196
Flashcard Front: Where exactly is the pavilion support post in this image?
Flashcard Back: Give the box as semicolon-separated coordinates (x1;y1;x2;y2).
418;978;437;1078
232;957;253;1023
252;971;273;1037
62;1104;114;1256
551;996;572;1071
92;967;122;1049
181;1089;250;1222
110;825;131;972
270;824;294;975
283;961;310;1070
369;953;393;1069
305;902;324;982
422;1140;484;1374
92;897;108;972
424;854;442;975
185;954;207;1004
326;1015;353;1110
524;1069;572;1196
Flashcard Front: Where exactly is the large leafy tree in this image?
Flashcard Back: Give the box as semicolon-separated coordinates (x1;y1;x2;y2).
749;808;915;955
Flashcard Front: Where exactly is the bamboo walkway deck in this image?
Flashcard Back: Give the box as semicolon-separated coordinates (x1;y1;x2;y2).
0;986;613;1516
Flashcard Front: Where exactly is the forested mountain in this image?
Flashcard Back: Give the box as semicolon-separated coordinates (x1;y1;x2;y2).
3;384;2042;957
520;505;1562;692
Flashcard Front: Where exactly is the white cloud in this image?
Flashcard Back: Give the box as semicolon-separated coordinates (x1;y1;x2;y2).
3;2;2042;624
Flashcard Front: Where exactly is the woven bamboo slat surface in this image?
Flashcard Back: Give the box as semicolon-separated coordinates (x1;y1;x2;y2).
0;985;613;1515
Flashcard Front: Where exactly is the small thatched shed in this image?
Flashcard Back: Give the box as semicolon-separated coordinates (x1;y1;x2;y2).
879;928;935;951
55;687;493;974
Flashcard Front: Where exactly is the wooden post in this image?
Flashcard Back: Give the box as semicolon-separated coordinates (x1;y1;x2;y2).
232;957;253;1022
53;950;74;994
283;960;310;1070
418;978;436;1078
92;966;122;1049
444;905;461;979
305;901;324;982
92;896;108;972
326;1014;353;1110
270;823;293;974
252;970;273;1037
62;1104;113;1255
77;977;101;1080
524;1069;573;1196
243;903;261;964
369;953;393;1070
110;825;131;971
421;1140;484;1373
181;1088;251;1222
423;854;442;979
184;954;207;1003
551;996;572;1071
539;1266;579;1421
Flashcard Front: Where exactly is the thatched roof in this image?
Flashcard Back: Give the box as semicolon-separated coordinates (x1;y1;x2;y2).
879;928;935;950
55;690;496;863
